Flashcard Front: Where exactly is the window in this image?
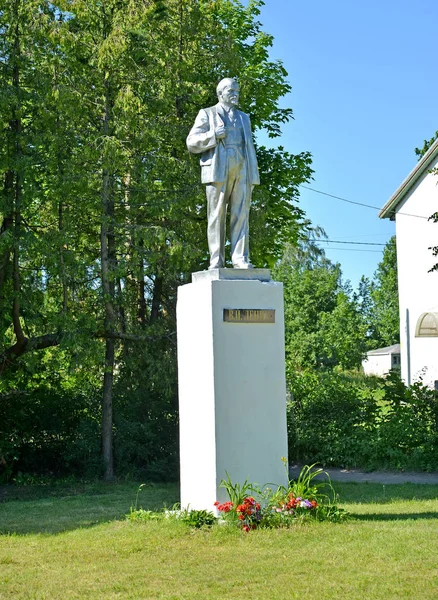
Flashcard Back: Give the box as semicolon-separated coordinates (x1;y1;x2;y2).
415;312;438;337
391;354;401;368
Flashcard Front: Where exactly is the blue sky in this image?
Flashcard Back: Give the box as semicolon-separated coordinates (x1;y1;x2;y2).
255;0;437;289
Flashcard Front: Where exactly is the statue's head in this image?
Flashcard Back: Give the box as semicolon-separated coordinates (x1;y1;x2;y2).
216;78;240;107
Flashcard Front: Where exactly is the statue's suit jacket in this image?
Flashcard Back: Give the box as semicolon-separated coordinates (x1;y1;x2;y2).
186;103;260;185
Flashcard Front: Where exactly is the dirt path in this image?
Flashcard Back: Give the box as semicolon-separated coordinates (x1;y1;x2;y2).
289;464;438;485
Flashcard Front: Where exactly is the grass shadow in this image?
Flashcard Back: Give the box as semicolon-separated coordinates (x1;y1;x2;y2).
332;482;438;504
0;481;179;536
351;511;438;521
2;480;438;535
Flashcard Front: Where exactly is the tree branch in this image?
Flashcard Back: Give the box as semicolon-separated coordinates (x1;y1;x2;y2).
0;333;61;376
96;330;176;342
0;329;176;376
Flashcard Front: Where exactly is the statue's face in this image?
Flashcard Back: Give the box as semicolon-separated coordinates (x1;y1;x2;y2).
220;81;240;107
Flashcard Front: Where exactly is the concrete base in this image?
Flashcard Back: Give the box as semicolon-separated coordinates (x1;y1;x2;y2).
177;270;288;512
192;268;271;283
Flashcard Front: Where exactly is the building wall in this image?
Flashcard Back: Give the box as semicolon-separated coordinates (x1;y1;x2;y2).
395;157;438;387
362;354;392;376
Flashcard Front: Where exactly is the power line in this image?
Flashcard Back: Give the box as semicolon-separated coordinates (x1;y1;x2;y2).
319;247;382;253
301;185;382;210
310;239;386;246
300;185;429;220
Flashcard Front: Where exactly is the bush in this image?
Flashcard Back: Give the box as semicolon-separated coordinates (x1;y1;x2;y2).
287;370;438;471
112;364;179;482
0;386;99;482
0;339;179;483
371;373;438;471
287;370;378;468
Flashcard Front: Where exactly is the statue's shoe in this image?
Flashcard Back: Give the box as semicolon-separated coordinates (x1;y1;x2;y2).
232;261;254;269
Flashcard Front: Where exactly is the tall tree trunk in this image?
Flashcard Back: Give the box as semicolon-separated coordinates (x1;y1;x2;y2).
11;6;25;345
56;101;68;314
100;74;117;481
101;332;115;480
58;200;68;313
0;171;14;298
12;175;24;345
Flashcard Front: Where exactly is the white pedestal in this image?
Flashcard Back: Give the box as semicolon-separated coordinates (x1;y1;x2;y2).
177;269;288;512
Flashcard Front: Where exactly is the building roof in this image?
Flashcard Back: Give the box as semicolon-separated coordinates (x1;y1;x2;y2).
366;343;401;357
379;137;438;220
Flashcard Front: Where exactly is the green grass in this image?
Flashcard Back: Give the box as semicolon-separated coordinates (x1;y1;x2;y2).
1;481;438;599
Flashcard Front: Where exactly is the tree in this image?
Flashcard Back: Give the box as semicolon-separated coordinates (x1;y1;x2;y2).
362;236;399;349
0;0;314;480
0;1;76;370
415;131;438;159
274;237;367;372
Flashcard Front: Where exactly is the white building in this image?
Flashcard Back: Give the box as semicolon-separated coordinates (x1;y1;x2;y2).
362;344;401;377
379;139;438;387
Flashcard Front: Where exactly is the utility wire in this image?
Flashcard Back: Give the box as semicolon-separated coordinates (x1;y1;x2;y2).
301;185;382;210
317;247;382;253
300;185;429;220
310;239;386;246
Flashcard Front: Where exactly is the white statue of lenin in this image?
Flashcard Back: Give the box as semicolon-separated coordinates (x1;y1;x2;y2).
186;78;260;270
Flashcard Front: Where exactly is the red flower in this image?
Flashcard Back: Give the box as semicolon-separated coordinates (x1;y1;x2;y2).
215;501;234;513
242;525;250;532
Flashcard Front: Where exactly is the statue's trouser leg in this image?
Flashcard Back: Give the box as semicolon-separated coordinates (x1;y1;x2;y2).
205;150;246;268
206;181;227;268
229;154;249;265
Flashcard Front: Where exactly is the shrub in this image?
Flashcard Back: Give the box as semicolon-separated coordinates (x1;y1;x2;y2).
287;370;438;471
287;370;378;468
0;386;99;482
371;372;438;471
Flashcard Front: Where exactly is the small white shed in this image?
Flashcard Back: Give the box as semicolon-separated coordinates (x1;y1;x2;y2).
362;344;401;377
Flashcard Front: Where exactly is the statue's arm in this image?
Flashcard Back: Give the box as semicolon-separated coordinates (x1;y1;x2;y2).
186;109;217;154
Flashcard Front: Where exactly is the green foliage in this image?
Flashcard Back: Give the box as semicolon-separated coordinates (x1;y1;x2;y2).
359;236;399;349
126;508;165;523
415;130;438;158
127;492;217;528
428;209;438;274
0;0;312;479
288;370;378;468
280;463;329;501
251;146;313;268
219;471;257;506
288;370;438;471
274;239;367;371
216;464;347;530
180;509;217;528
0;381;101;483
414;132;438;273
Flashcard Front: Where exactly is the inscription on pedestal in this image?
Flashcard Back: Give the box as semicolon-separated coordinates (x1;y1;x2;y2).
223;308;275;323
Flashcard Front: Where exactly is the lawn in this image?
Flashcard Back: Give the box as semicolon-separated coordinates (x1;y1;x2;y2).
1;480;437;599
